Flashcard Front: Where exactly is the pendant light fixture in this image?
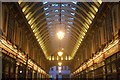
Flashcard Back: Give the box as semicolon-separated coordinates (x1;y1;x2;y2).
58;51;63;56
58;62;62;66
57;2;64;57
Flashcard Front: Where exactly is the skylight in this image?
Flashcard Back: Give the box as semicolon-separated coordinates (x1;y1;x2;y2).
54;10;59;12
43;1;48;4
67;25;72;28
48;25;53;28
71;7;76;10
61;10;65;12
49;29;53;31
55;19;59;21
55;15;59;17
46;18;51;20
72;1;77;4
52;4;58;6
68;22;73;24
45;13;49;15
68;18;74;20
50;34;54;36
71;13;75;16
61;20;65;21
62;4;68;7
48;22;52;24
66;29;70;31
61;15;65;17
44;7;49;10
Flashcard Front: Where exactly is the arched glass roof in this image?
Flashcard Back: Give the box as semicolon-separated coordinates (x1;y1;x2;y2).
19;2;102;60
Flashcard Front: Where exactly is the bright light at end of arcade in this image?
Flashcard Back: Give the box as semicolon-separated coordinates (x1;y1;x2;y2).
57;31;65;40
59;70;62;73
58;66;62;70
58;62;62;66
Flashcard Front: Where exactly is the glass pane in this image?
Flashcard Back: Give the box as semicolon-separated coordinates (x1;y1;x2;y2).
112;63;117;73
107;65;111;74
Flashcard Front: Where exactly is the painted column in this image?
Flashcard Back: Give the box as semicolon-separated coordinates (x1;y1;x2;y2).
15;62;19;79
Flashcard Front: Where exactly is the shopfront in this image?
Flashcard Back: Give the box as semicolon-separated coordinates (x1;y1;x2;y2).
2;53;16;79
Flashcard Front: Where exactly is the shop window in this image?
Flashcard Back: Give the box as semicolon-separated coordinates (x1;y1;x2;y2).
106;65;112;74
106;57;111;64
111;54;117;61
117;52;120;59
117;59;120;72
112;63;117;73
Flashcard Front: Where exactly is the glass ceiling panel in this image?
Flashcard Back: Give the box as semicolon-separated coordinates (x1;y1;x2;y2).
43;2;76;38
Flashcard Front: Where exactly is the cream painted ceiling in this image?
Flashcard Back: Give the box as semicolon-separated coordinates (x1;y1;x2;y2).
18;2;102;61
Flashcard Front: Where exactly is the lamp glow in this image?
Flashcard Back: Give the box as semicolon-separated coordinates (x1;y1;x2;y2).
58;62;62;66
58;51;63;56
57;31;64;40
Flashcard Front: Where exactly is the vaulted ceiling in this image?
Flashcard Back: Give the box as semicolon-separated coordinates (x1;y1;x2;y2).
18;2;102;61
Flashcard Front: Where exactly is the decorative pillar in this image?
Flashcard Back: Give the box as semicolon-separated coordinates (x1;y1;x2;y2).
15;62;19;79
32;70;34;79
40;74;42;80
26;54;28;79
26;67;28;79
